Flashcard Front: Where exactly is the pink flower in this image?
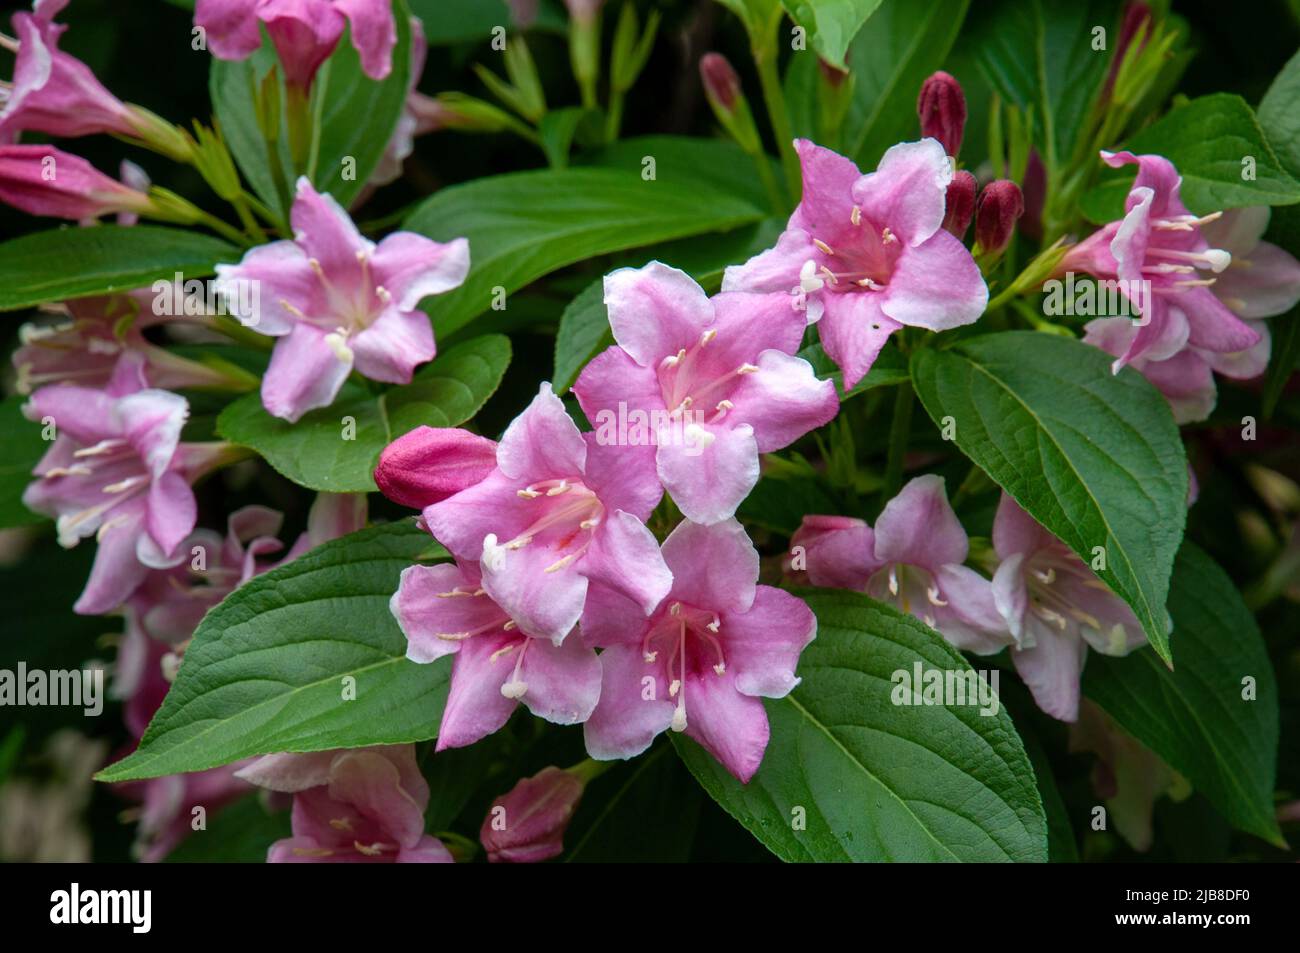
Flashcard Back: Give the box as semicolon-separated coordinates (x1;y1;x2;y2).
1057;150;1259;371
114;757;254;863
195;0;396;89
422;382;672;645
0;0;139;143
790;475;1010;654
1201;205;1300;320
0;143;153;219
479;765;586;863
991;494;1146;722
235;746;453;863
573;262;838;525
582;519;816;784
13;290;248;396
374;426;499;511
723;139;988;390
391;558;601;751
214;177;469;422
21;359;233;615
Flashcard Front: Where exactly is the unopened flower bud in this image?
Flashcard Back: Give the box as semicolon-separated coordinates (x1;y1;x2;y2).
0;145;154;220
375;426;498;510
1103;1;1153;99
700;52;742;114
974;179;1024;255
917;71;966;158
480;766;586;863
942;169;977;239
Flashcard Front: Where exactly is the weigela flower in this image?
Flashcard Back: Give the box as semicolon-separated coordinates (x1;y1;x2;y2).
214;177;469;422
1082;207;1300;423
236;745;453;863
374;426;499;511
581;518;816;784
0;0;140;143
1057;150;1259;371
21;356;233;615
480;766;586;863
13;290;245;396
573;262;838;525
723;139;988;390
0;144;153;220
991;494;1146;722
791;475;1010;653
195;0;397;89
423;382;672;645
391;558;601;751
114;754;253;863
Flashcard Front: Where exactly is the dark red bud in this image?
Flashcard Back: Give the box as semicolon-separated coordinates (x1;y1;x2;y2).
374;426;498;510
700;52;742;113
1019;150;1047;241
942;170;977;239
975;180;1025;254
481;767;585;863
917;70;966;158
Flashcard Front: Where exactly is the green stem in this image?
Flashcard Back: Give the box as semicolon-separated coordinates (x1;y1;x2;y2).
753;42;799;202
605;91;625;142
195;210;252;246
880;383;915;505
752;151;786;215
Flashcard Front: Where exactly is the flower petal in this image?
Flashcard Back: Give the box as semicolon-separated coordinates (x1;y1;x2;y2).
349;306;435;384
583;643;675;760
261;322;354;422
879;228;988;331
661;517;757;615
655;422;759;525
850;138;951;246
496;382;587;482
874;474;967;568
603;262;712;367
729;348;838;452
724;585;815;698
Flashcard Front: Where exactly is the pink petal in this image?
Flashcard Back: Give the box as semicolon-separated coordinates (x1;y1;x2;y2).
495;383;587;483
194;0;265;60
1178;287;1261;353
145;471;197;562
661;518;757;615
816;292;903;391
261;322;354;422
73;500;149;614
370;232;470;312
436;631;526;750
289;176;371;285
880;228;988;331
850;138;951;246
327;748;427;849
392;562;502;663
583;643;675;760
724;585;815;698
1199;320;1270;380
729;348;838;452
581;434;662;522
682;668;770;783
335;0;398;80
349;307;435;383
874;474;967;568
992;493;1055;560
236;751;337;792
933;564;1009;653
1213;240;1300;319
480;538;588;644
721;228;814;294
516;630;602;725
991;552;1029;642
790;515;880;589
788;139;863;243
397;835;455;863
1013;624;1087;722
1141;349;1218;423
655;422;759;525
573;345;665;436
602;262;712;367
577;580;646;648
422;469;536;561
23;384;118;445
214;241;323;336
582;509;673;616
115;389;188;477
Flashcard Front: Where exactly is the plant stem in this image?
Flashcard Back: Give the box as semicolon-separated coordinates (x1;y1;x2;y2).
753;44;799;202
605;91;625;142
880;383;915;505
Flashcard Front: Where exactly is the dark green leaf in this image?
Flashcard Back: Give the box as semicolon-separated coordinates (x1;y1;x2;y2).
0;396;48;528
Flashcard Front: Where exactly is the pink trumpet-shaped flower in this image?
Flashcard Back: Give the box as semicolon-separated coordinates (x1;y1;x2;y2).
582;518;815;784
214;177;469;422
391;558;602;751
1057;150;1259;371
574;262;838;525
480;765;586;863
374;426;499;511
723;139;988;390
236;746;453;863
195;0;397;89
0;0;140;143
0;144;153;219
791;475;1010;654
423;382;672;645
21;357;234;615
991;494;1146;722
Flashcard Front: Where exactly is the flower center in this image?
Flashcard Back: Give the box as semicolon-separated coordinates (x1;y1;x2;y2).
655;327;758;425
43;438;150;547
799;206;901;297
1022;549;1107;632
640;601;726;733
1142;212;1232;297
482;478;604;577
865;562;947;628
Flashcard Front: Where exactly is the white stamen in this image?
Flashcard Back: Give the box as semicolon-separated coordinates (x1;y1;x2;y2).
799;259;825;293
926;584;948;607
324;330;353;363
482;534;507;572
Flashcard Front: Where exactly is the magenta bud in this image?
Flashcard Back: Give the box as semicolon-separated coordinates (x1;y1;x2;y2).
916;70;966;158
0;144;154;221
975;180;1025;254
942;170;978;239
480;767;585;864
374;426;498;510
700;52;742;113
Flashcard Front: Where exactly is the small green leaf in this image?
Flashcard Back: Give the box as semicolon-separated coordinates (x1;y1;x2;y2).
96;522;447;783
911;333;1187;662
0;227;238;312
217;334;510;492
780;0;883;70
674;589;1048;862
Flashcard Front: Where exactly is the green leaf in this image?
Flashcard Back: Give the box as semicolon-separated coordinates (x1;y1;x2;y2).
217;334;510;492
1081;94;1300;221
0;396;48;528
96;522;448;783
313;8;413;208
673;590;1047;861
0;227;238;312
736;473;843;536
565;744;702;862
844;0;970;168
1083;543;1284;846
780;0;883;70
211;42;288;223
538;108;598;169
403;137;768;338
553;280;609;394
410;0;514;44
911;332;1187;663
1262;205;1300;416
1260;48;1300;179
164;795;290;862
969;0;1119;171
799;341;910;399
